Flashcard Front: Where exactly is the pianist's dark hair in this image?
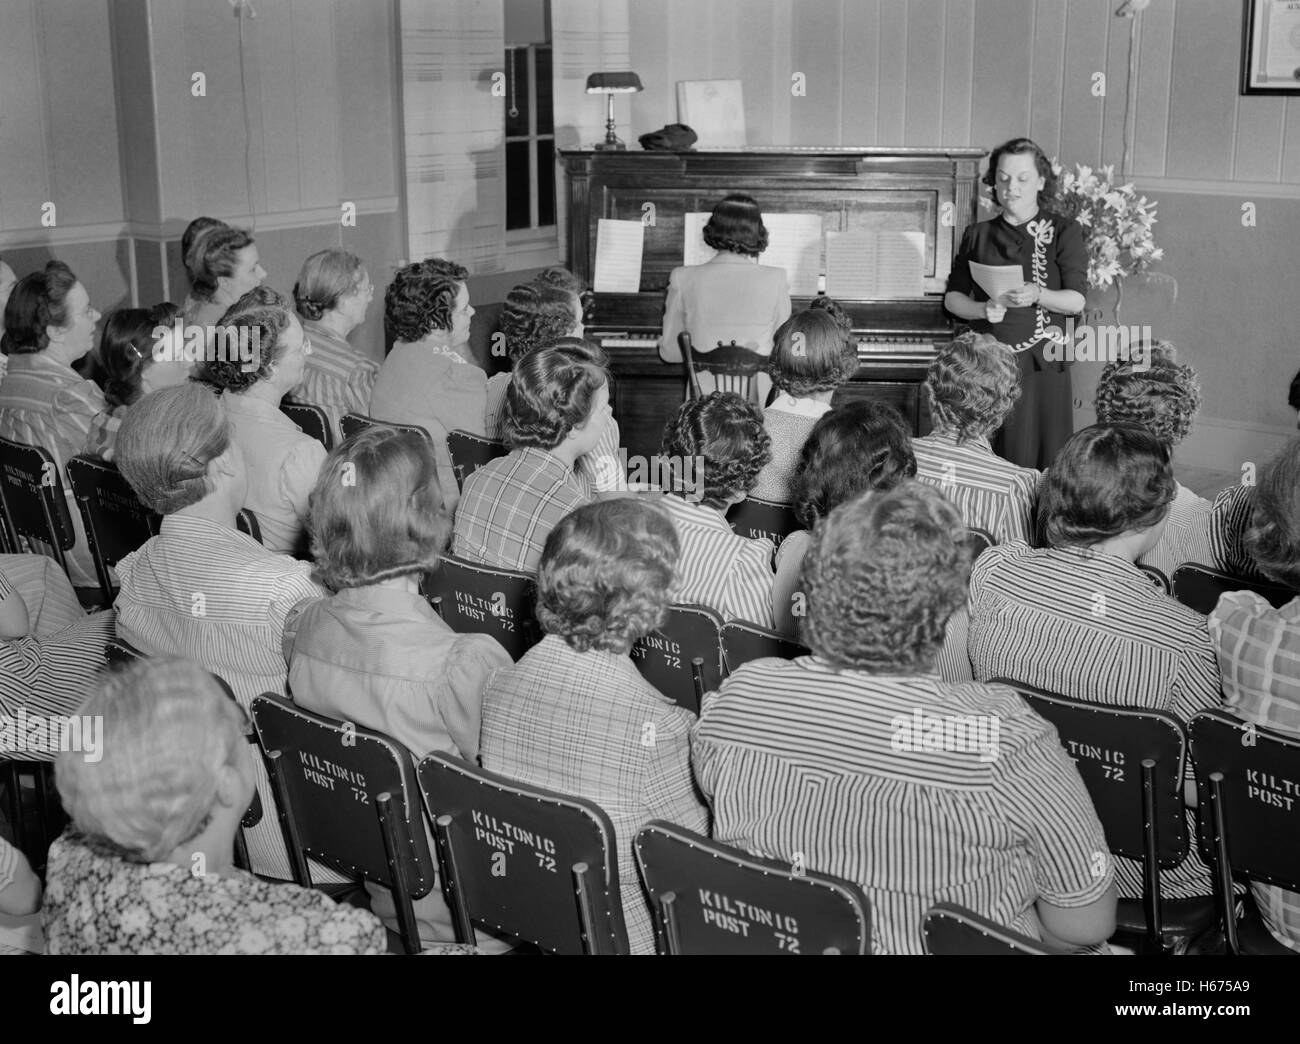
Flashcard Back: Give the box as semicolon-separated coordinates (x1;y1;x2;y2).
702;194;769;257
503;343;609;451
500;281;579;364
1244;438;1300;590
384;258;468;343
1035;423;1174;549
768;308;858;397
660;392;771;509
983;137;1059;213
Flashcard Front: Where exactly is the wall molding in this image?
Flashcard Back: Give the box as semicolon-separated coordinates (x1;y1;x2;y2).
0;197;400;251
1130;176;1300;200
1075;405;1295;474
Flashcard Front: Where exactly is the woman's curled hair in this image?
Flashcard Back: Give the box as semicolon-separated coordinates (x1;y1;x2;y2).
767;308;859;398
116;382;230;515
1244;438;1300;590
702;194;769;257
925;331;1022;443
500;281;578;364
97;302;181;410
2;260;79;356
293;248;366;323
503;342;609;451
384;258;468;343
189;227;255;302
1094;341;1202;449
660;392;772;507
200;286;295;392
536;499;680;654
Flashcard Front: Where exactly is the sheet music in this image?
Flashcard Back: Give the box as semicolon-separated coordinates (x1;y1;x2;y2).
969;261;1025;303
826;230;926;298
682;211;822;295
593;219;645;294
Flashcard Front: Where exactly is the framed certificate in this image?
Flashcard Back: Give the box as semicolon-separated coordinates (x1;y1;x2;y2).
1242;0;1300;94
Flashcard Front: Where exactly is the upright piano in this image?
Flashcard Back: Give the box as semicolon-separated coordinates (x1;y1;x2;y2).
559;146;986;459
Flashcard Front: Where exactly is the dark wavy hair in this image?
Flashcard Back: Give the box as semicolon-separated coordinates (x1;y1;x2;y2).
1244;438;1300;590
500;281;578;364
536;499;680;654
801;481;968;673
503;343;609;451
1095;342;1202;449
384;258;468;343
1036;423;1175;549
702;194;769;257
767;308;859;397
308;426;449;589
925;331;1022;443
181;217;228;280
200;286;295;392
2;261;79;356
189;227;255;302
660;392;772;508
983;137;1059;213
791;399;917;528
97;302;182;410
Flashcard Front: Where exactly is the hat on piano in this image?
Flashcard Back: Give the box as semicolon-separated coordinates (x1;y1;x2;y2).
638;124;698;151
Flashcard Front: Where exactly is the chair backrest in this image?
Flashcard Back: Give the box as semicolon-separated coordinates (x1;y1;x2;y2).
720;620;809;677
0;437;76;569
280;401;334;450
417;751;630;954
633;821;870;954
447;429;507;492
1137;563;1170;594
1171;563;1294;615
995;679;1189;866
680;333;765;404
1188;710;1300;896
726;497;799;547
340;412;434;445
65;455;161;602
103;638;144;665
235;508;262;544
964;526;995;560
630;603;723;715
251;694;435;951
421;554;539;660
922;903;1051;955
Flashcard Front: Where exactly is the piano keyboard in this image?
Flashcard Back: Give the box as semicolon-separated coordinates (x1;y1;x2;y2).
597;334;659;349
594;332;938;365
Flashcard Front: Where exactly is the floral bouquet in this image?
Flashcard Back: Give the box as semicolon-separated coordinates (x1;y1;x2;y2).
1047;162;1163;292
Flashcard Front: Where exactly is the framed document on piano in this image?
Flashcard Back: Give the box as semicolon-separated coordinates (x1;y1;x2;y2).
559;147;987;457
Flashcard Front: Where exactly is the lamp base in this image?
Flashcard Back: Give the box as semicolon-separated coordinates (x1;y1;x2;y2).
593;138;627;151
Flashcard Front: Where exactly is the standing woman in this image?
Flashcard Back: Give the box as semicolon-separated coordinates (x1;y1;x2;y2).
945;138;1087;470
659;193;791;400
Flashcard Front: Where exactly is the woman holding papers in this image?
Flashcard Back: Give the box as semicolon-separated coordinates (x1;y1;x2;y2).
659;194;792;399
945;138;1087;470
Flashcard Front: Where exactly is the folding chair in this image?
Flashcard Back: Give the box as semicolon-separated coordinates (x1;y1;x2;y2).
1188;709;1300;955
1137;563;1170;594
922;903;1052;955
447;430;507;492
0;760;65;876
720;620;809;677
633;821;870;955
235;508;262;544
0;436;77;582
340;413;434;445
964;526;995;561
726;496;799;547
422;554;540;660
104;637;145;665
417;750;630;954
280;401;334;451
996;679;1215;954
251;693;437;954
1171;563;1294;615
630;604;723;715
65;455;161;606
680;333;766;405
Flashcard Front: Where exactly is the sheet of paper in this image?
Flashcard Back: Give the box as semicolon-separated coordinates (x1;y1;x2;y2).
683;211;821;295
825;231;877;298
593;219;645;294
874;230;927;298
969;261;1025;303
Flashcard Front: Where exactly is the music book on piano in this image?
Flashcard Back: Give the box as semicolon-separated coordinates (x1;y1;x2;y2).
683;211;822;295
593;218;645;294
826;230;927;299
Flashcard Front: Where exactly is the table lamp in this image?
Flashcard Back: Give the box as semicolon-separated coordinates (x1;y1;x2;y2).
586;72;643;151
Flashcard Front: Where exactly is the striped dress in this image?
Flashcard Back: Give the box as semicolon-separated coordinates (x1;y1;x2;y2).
967;541;1222;899
659;495;775;629
693;656;1114;954
912;431;1039;545
291;320;379;444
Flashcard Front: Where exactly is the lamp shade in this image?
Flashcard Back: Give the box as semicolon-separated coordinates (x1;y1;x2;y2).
586;71;643;94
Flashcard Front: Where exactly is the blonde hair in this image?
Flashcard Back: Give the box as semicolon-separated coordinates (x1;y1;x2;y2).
56;658;246;861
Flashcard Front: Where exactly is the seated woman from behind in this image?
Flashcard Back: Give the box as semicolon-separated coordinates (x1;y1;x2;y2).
1094;342;1212;580
694;482;1117;954
43;657;386;955
912;331;1039;544
749;306;860;503
480;499;708;955
201;287;326;556
658;392;775;628
285;425;511;946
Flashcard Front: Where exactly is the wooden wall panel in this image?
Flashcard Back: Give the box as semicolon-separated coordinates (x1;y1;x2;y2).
841;0;880;145
1165;0;1237;181
875;2;909;146
904;0;946;146
969;0;1034;153
940;0;974;148
1027;0;1067;160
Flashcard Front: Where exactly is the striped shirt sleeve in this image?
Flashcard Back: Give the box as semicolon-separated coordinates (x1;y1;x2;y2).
1169;617;1225;723
641;703;710;837
280;437;328;523
1004;470;1038;545
725;539;777;629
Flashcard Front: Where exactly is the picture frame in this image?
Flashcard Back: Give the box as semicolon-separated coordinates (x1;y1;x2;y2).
1241;0;1300;94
